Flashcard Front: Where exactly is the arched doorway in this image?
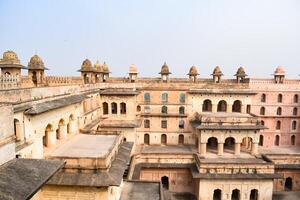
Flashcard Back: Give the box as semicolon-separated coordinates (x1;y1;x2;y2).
44;124;53;147
250;189;258;200
231;189;240;200
217;100;227;112
285;177;293;191
83;74;89;84
259;135;264;146
225;137;235;153
161;176;169;190
275;135;280;146
161;134;167;145
291;135;296;145
14;119;22;141
103;102;108;115
67;114;75;134
144;134;150;145
232;100;242;112
213;189;222;200
241;137;253;152
178;134;184;145
207;137;218;153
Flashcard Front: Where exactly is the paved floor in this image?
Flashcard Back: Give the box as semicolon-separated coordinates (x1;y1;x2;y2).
259;146;300;155
163;189;197;200
273;191;300;200
120;181;160;200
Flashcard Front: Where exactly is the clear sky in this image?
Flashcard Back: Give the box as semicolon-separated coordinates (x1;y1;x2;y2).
0;0;299;78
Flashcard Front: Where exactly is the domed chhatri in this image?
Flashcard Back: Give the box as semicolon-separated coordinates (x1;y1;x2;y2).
235;67;247;77
212;66;223;76
102;62;110;73
159;62;171;75
274;66;285;75
94;60;102;72
28;55;48;70
81;59;93;69
129;64;138;74
0;50;20;65
188;65;199;76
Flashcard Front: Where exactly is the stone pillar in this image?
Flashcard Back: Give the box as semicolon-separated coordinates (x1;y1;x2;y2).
200;143;207;155
47;130;56;147
212;104;218;113
251;143;258;155
218;143;224;156
68;120;77;134
235;143;241;155
227;104;233;113
245;137;249;149
241;105;247;113
58;124;67;139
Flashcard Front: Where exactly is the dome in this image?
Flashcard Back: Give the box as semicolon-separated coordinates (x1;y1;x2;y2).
129;64;138;74
159;62;171;74
212;66;223;76
94;60;101;70
188;66;198;76
28;54;45;69
235;67;247;77
102;62;110;73
81;59;92;69
0;50;20;65
274;66;285;75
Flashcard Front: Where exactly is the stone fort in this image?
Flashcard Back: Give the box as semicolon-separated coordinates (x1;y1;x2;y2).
0;50;299;200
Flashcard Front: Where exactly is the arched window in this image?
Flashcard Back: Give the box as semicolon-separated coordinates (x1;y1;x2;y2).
277;107;282;115
250;189;258;200
207;137;218;151
83;73;89;84
261;120;265;126
275;135;280;146
278;94;283;103
111;102;117;114
179;119;184;129
224;137;235;153
202;99;212;112
144;106;151;113
231;189;240;200
260;107;265;115
285;177;293;191
291;135;296;145
144;119;150;128
137;105;141;112
276;121;281;130
162;92;168;103
161;120;167;129
179;106;185;114
261;94;266;102
103;102;108;115
144;134;150;145
161;106;168;114
292;121;297;130
161;134;167;145
217;100;227;112
293;107;298;116
232;100;242;113
179;93;185;103
178;134;184;145
259;135;264;146
144;92;150;103
120;102;126;114
213;189;222;200
294;94;299;103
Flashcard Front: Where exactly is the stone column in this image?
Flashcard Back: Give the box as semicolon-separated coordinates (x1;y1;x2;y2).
47;130;56;147
212;104;218;113
227;104;233;113
58;124;67;139
251;143;258;155
218;143;224;156
235;143;241;155
241;105;247;113
200;143;207;156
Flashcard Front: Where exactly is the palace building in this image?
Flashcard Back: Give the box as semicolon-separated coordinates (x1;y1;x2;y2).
0;50;299;200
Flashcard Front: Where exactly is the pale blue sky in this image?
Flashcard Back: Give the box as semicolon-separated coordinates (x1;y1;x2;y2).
0;0;299;78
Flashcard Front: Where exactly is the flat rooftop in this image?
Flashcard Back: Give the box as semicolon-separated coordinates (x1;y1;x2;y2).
50;134;117;158
260;146;300;155
140;145;196;154
120;181;161;200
